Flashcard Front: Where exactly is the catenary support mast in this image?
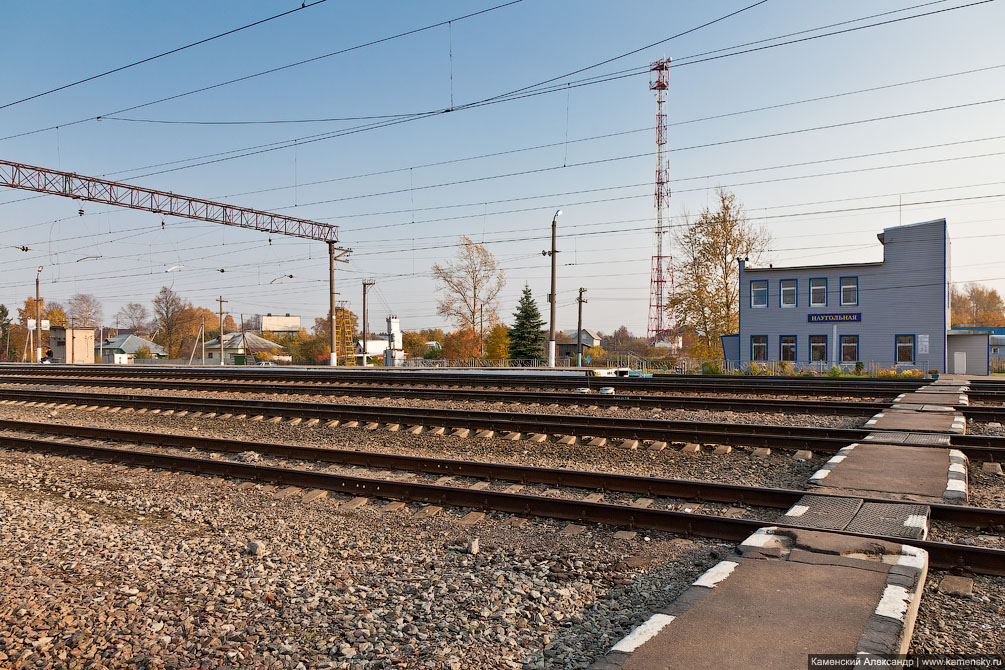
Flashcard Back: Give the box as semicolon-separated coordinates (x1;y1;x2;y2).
0;159;351;365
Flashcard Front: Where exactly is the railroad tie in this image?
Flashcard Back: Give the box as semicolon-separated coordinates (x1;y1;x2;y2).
712;445;732;455
502;432;522;440
343;497;369;510
413;504;442;520
458;511;485;527
450;428;470;438
385;423;401;432
406;425;423;434
287;418;302;426
587;437;608;447
475;430;495;439
557;435;577;446
645;441;664;452
265;416;282;424
752;447;772;457
681;443;701;454
301;489;327;503
383;501;406;513
469;481;490;491
343;420;360;428
426;426;445;435
324;419;340;428
174;410;187;417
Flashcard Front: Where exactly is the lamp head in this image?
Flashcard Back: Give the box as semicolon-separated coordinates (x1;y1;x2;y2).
554;209;563;218
36;265;43;274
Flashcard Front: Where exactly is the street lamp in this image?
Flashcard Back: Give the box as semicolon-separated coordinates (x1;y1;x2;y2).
34;266;43;364
543;209;562;367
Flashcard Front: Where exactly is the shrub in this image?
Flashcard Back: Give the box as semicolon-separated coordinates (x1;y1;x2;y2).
701;361;723;375
854;361;865;375
899;368;923;378
777;361;793;376
827;365;842;377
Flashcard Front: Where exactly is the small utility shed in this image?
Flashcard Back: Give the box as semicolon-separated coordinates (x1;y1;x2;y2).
946;329;991;375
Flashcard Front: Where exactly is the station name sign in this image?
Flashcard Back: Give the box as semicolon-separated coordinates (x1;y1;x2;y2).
808;313;861;323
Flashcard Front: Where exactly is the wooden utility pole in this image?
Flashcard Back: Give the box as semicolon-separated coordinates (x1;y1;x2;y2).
576;287;588;367
217;296;228;365
480;304;485;357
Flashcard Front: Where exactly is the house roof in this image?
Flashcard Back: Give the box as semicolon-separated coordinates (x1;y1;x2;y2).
563;328;601;340
95;334;167;356
203;332;285;352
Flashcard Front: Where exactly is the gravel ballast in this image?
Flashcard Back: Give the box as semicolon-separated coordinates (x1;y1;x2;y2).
0;447;728;669
0;402;828;491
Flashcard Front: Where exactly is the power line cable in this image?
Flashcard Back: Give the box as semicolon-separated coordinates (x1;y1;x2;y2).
0;0;332;111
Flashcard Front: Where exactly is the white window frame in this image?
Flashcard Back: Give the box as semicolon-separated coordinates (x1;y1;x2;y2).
751;335;767;361
750;280;768;308
840;335;858;363
896;335;915;364
810;335;827;362
840;277;858;306
779;280;797;308
779;335;796;362
809;278;827;306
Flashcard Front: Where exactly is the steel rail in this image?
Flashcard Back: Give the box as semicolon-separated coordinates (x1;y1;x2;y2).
0;374;891;416
2;417;999;530
4;388;1004;460
1;433;1001;576
0;366;925;397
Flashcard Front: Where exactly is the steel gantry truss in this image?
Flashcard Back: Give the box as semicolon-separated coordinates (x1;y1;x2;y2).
0;159;339;242
0;158;352;365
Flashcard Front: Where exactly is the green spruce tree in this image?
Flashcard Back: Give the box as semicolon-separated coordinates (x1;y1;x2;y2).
508;285;545;360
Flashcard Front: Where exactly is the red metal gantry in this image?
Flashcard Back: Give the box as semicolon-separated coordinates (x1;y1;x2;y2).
0;159;339;243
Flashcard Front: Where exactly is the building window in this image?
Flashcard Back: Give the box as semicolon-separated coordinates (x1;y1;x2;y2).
810;278;827;306
751;335;767;361
780;335;796;361
840;335;858;362
751;280;768;308
810;335;827;362
840;277;858;306
780;279;797;308
896;335;915;363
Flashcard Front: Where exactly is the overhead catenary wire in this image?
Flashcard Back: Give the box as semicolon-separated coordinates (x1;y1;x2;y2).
0;0;333;111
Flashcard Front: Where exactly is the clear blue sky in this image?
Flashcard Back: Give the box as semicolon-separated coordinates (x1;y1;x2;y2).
1;0;1003;335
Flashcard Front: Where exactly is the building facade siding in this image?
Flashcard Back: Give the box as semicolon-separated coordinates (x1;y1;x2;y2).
736;219;949;371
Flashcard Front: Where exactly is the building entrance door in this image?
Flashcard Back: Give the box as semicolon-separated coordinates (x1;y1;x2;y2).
953;351;967;374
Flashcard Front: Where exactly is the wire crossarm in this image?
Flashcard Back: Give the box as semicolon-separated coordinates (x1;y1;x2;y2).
0;158;339;243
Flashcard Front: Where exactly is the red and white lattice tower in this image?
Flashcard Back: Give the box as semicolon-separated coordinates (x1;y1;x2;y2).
646;58;677;347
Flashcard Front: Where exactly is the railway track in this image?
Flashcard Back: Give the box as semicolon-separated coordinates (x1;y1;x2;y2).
2;387;1003;460
1;417;999;530
0;374;893;416
1;429;1001;576
0;365;928;397
8;372;1005;420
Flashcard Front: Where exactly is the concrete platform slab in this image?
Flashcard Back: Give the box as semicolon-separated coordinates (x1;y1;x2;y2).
808;443;967;504
895;392;967;406
592;527;928;669
862;431;951;446
866;409;961;433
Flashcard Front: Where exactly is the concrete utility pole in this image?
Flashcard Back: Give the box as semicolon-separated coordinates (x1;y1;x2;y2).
576;287;588;367
217;296;228;366
34;265;42;364
201;315;206;365
327;242;351;366
543;210;562;367
362;279;375;353
480;304;485;357
69;317;74;365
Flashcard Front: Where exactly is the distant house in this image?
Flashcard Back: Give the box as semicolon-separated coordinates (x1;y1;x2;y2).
203;332;285;365
558;329;601;359
96;334;167;362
